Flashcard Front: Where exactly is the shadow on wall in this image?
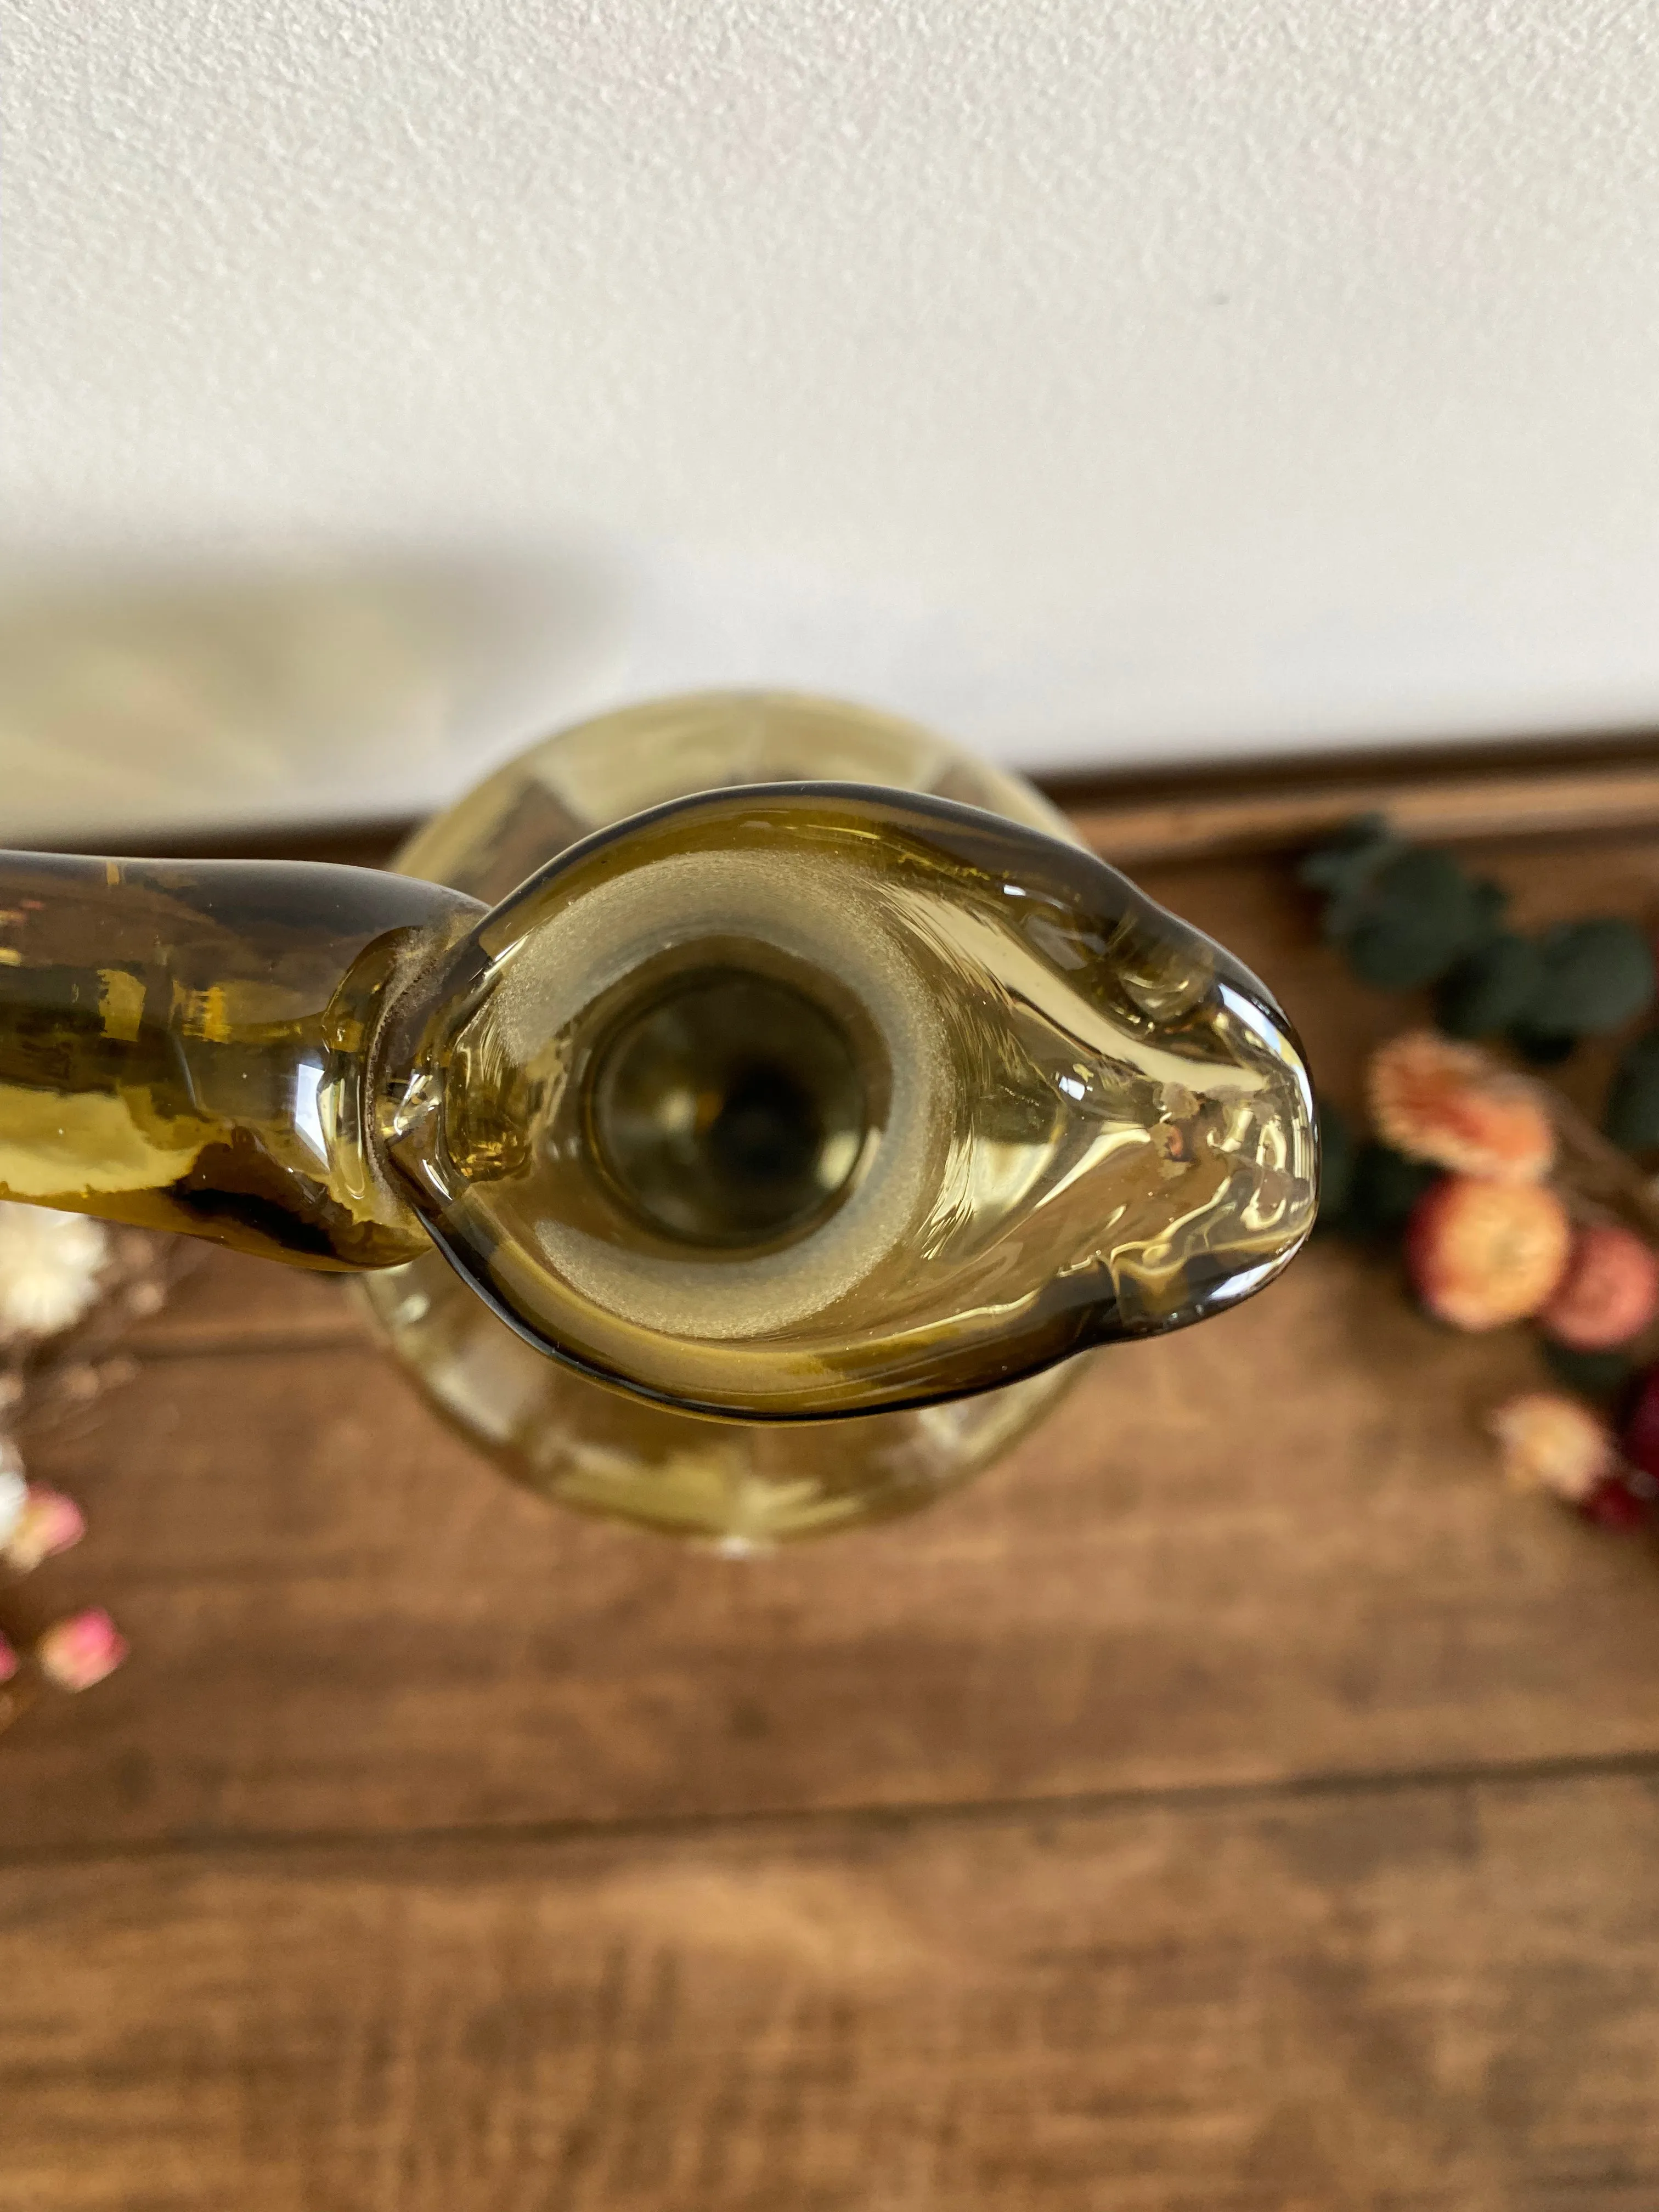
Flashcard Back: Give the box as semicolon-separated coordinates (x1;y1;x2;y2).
0;548;628;844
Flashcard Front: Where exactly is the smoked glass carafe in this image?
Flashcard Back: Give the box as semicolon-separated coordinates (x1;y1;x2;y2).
0;693;1318;1544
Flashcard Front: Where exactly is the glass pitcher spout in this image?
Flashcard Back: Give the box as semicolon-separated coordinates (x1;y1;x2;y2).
0;781;1317;1421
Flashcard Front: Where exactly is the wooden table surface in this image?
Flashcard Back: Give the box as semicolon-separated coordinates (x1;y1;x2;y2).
5;813;1659;2210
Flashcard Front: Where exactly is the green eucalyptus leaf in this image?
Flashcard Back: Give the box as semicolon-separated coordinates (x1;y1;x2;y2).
1470;878;1510;934
1509;1023;1577;1066
1314;1101;1354;1231
1296;815;1393;895
1434;932;1543;1039
1342;1143;1437;1242
1340;848;1489;990
1540;1339;1639;1410
1526;918;1656;1036
1606;1029;1659;1152
1299;817;1398;944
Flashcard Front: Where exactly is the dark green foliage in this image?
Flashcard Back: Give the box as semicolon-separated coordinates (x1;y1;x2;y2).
1541;1337;1640;1410
1434;931;1543;1039
1509;1023;1577;1066
1337;847;1494;990
1297;816;1393;915
1313;1101;1355;1231
1301;820;1505;991
1302;820;1481;985
1304;820;1657;1120
1525;918;1656;1037
1469;877;1510;934
1342;1143;1437;1242
1606;1030;1659;1153
1301;820;1655;1052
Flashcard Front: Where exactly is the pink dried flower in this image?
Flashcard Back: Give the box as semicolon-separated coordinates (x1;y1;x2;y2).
3;1485;86;1573
1537;1223;1659;1351
1489;1391;1615;1504
35;1608;127;1691
0;1632;18;1684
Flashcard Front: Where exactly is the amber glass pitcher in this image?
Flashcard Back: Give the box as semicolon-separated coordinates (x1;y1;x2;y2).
0;693;1318;1545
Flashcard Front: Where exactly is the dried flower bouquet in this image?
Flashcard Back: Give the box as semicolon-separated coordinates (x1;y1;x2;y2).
0;1204;194;1742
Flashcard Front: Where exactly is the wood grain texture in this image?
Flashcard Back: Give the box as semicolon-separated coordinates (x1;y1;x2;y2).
8;804;1659;2207
5;836;1659;1854
5;1773;1659;2212
1063;731;1659;862
123;1240;366;1355
7;1233;1659;1852
1075;760;1659;862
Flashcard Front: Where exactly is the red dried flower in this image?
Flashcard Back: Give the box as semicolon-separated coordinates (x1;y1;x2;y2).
1406;1175;1571;1331
1581;1477;1650;1534
1621;1369;1659;1481
1369;1030;1555;1182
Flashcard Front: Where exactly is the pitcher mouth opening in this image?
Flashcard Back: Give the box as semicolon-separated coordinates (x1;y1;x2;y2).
585;961;872;1251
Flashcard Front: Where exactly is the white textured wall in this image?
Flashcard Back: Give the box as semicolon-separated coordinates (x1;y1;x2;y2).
5;1;1658;834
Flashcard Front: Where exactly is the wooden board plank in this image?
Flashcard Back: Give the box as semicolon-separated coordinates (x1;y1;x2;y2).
124;1243;367;1356
4;1771;1657;2211
6;1232;1659;1850
1074;756;1659;863
8;837;1659;1848
46;725;1659;870
8;776;1659;2211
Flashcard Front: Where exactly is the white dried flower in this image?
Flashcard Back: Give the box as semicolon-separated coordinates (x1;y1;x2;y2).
0;1204;109;1343
1488;1391;1613;1504
0;1463;25;1548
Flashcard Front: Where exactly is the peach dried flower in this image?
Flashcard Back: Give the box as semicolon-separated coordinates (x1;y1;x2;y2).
1537;1222;1659;1351
1406;1175;1571;1330
1489;1391;1616;1503
1368;1030;1555;1182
